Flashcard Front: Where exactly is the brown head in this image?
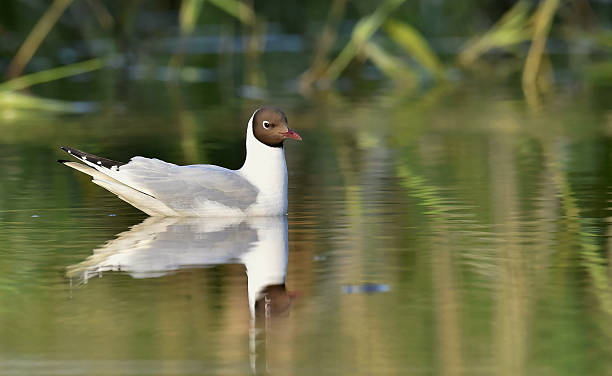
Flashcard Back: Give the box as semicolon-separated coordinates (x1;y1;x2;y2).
252;107;302;148
254;284;301;318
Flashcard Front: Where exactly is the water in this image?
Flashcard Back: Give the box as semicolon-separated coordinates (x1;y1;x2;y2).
1;79;611;375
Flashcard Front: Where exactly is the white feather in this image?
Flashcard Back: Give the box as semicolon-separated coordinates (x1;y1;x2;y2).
62;109;293;217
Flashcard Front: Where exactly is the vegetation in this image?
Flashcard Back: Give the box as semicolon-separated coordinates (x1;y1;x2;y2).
0;0;610;113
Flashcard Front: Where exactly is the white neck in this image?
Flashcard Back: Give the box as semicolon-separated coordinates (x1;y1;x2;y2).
241;216;288;316
238;113;288;215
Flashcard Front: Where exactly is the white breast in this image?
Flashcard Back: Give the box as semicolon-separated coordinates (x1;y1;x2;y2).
238;115;289;216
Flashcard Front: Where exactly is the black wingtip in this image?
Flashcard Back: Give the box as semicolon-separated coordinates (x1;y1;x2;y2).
59;146;126;169
57;159;70;164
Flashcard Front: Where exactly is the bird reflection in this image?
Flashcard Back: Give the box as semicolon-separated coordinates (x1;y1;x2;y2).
68;215;298;373
67;215;297;318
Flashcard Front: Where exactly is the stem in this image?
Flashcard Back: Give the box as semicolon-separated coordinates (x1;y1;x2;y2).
0;58;103;92
522;0;561;89
5;0;74;79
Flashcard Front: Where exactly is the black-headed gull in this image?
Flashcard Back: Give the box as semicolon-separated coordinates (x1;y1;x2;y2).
59;107;301;216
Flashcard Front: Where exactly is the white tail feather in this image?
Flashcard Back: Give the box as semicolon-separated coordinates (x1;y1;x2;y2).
62;161;176;216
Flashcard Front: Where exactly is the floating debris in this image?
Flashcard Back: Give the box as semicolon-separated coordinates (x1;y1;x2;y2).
343;284;390;294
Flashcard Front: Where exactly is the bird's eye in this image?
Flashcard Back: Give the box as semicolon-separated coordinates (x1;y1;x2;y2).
262;121;271;129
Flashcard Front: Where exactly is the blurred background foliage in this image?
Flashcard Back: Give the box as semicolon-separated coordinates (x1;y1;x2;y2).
1;2;612;374
0;0;610;114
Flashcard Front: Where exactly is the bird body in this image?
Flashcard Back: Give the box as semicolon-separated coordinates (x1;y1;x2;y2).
59;107;301;217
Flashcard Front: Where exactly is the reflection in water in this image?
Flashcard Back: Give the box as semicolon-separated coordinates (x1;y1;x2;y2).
68;216;296;318
68;215;297;372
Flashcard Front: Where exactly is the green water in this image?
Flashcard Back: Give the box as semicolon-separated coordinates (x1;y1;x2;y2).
1;80;611;375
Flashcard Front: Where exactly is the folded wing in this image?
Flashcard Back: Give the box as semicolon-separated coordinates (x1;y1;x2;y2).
114;157;259;213
60;147;259;216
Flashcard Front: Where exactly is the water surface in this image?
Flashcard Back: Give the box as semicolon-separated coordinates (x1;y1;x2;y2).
1;82;611;375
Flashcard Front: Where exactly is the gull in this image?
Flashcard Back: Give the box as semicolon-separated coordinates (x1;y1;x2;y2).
59;107;301;216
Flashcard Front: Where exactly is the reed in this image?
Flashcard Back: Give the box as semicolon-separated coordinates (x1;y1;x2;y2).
1;0;608;106
0;58;103;114
0;58;102;92
5;0;74;79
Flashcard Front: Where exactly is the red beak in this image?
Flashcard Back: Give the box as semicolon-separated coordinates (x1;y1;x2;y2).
282;128;302;141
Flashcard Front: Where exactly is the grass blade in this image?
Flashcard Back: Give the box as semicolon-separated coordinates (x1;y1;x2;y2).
522;0;561;87
0;91;96;113
322;0;406;82
384;19;444;78
458;1;532;67
208;0;255;26
0;58;104;92
179;0;205;35
363;41;416;85
5;0;74;79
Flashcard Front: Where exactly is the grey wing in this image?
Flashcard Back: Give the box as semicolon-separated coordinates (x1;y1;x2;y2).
110;157;259;212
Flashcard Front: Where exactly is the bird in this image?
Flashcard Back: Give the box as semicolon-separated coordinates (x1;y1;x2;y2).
58;107;302;217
